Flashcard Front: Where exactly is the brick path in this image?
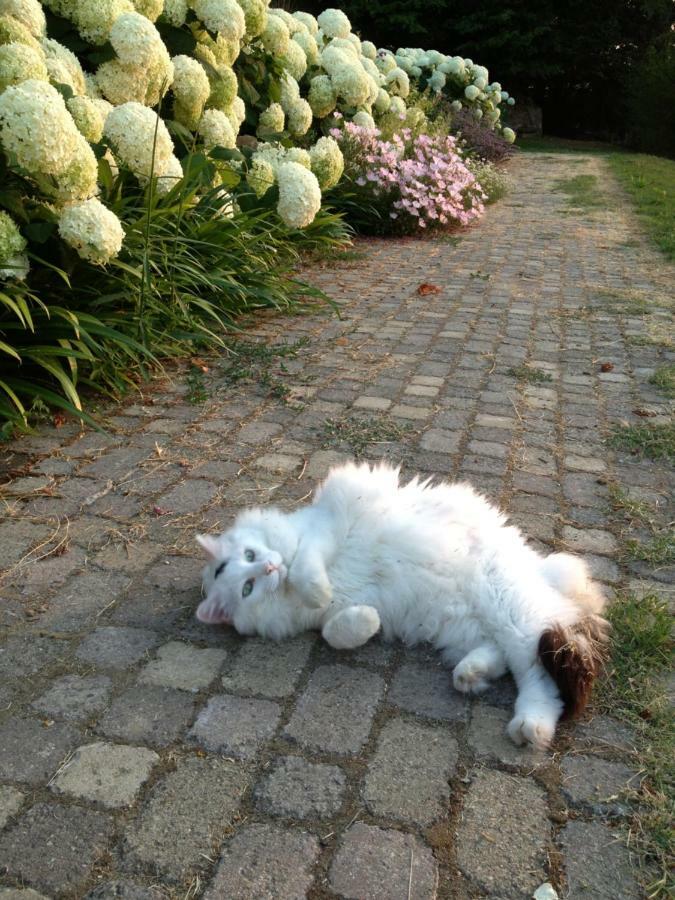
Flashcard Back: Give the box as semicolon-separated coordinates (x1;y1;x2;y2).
0;152;672;899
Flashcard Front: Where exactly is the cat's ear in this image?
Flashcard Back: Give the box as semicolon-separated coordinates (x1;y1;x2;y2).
196;534;221;560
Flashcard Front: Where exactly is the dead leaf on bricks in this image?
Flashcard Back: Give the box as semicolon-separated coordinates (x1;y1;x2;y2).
153;505;169;517
633;408;657;417
599;362;614;372
416;283;442;296
190;357;209;373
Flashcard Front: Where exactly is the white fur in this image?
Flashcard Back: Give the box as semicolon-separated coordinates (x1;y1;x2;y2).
196;463;605;749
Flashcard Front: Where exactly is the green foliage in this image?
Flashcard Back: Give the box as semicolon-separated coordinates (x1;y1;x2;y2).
506;364;552;384
648;365;675;398
608;423;675;461
552;174;609;210
608;154;675;261
624;32;675;158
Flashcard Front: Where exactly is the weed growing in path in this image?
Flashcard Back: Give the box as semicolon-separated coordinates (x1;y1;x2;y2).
506;365;553;384
322;415;411;457
648;365;675;398
596;592;673;897
552;174;609;209
185;366;209;405
608;423;675;461
219;338;312;405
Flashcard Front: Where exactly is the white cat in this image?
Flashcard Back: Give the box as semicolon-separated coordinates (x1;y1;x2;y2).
196;462;609;749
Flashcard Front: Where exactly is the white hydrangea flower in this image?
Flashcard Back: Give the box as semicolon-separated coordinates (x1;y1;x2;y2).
473;75;487;90
0;208;25;268
229;94;245;127
253;141;284;176
286;97;311;136
104;101;175;182
192;0;246;44
285;146;310;169
0;41;47;92
293;29;318;67
155;153;183;194
110;13;167;69
276;160;321;229
292;11;317;35
464;84;480;101
98;13;173;107
308;74;336;118
473;107;483;120
278;71;299;114
0;250;28;279
0;79;97;201
205;65;238;111
67;95;107;142
256;101;284;137
309;135;343;190
269;7;301;35
374;87;390;113
198;107;236;149
0;14;42;51
317;8;350;39
247;154;274;197
58;197;124;264
507;97;515;106
428;69;446;92
42;38;86;95
360;40;376;60
84;72;102;98
385;67;409;99
375;50;396;75
237;0;266;38
389;95;406;116
332;63;370;107
172;54;210;129
52;0;135;46
352;109;374;129
280;38;306;81
0;0;45;38
261;13;289;55
320;43;352;77
162;0;188;26
502;126;515;142
130;0;163;20
451;99;462;111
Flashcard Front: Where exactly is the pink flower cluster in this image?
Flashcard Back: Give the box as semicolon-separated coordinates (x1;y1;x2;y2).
332;122;486;229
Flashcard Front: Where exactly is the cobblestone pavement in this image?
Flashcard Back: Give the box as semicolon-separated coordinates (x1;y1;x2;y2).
1;152;673;899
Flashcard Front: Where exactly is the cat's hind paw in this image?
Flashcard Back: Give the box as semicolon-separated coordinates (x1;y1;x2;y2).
452;661;490;694
507;713;554;750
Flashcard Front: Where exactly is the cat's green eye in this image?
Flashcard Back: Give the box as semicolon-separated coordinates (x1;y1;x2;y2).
242;579;254;597
245;549;255;562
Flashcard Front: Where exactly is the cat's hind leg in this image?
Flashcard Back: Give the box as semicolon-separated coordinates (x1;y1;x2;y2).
507;662;563;750
451;643;507;694
322;606;381;650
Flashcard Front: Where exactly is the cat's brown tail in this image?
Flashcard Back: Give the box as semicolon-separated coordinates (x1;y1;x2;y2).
538;614;611;717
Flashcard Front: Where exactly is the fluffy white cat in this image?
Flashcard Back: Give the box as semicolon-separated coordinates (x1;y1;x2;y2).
196;463;609;749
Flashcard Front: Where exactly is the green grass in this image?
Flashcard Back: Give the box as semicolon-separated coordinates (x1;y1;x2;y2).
596;593;674;897
185;365;208;405
607;154;675;261
322;414;411;457
648;365;675;398
218;337;312;406
608;423;675;461
517;135;623;155
506;364;553;384
552;173;609;209
626;531;675;566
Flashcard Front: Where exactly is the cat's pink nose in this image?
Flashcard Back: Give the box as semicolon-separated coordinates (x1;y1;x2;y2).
264;562;278;575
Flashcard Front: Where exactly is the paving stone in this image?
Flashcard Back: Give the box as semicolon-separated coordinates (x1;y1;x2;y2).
122;756;247;881
97;685;195;747
456;769;548;899
204;823;319;900
110;584;191;631
388;662;468;721
50;741;159;808
353;396;392;411
14;545;87;592
80;447;150;480
562;525;618;555
221;636;313;698
145;556;203;592
0;890;50;899
138;640;227;691
0;802;113;895
363;719;458;825
0;786;24;830
329;822;438;900
254;756;346;820
254;452;301;473
40;571;132;631
420;428;460;453
0;635;66;679
560;754;641;815
560;821;641;899
0;717;78;784
468;704;547;767
188;694;281;759
283;665;384;754
31;674;112;721
76;626;159;670
306;449;350;479
85;881;165;899
576;715;638;753
154;479;219;514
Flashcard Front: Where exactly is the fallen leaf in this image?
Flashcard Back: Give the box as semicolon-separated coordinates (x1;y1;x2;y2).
599;362;614;372
191;357;209;372
416;282;442;295
633;408;657;417
153;505;169;517
53;413;67;428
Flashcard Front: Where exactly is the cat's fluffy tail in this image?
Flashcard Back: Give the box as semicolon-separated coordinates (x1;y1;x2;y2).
540;552;605;614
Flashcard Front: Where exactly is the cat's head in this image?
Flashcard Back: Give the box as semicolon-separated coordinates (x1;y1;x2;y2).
195;520;290;637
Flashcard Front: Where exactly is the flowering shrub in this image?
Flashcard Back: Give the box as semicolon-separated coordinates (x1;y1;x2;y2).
449;108;516;163
332;121;485;234
464;158;513;204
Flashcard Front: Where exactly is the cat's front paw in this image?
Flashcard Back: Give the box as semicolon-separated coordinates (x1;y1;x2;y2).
507;714;554;750
303;572;333;609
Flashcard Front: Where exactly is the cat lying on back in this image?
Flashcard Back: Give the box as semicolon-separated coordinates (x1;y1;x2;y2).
196;462;609;749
